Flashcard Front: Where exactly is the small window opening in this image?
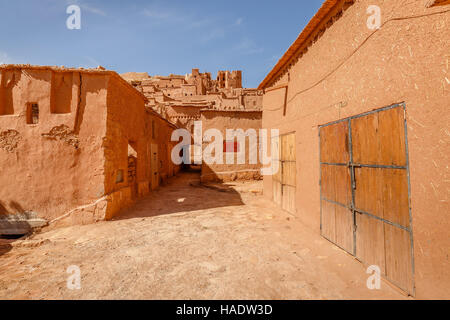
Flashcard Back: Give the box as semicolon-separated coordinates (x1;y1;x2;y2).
116;170;124;183
128;142;138;187
26;103;39;124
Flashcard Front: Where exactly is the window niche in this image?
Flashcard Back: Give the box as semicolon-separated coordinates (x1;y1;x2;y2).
26;103;39;125
50;72;72;114
0;71;16;116
115;170;124;183
127;142;138;187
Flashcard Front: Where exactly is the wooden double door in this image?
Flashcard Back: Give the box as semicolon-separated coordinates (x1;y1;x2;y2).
319;104;414;295
272;133;296;214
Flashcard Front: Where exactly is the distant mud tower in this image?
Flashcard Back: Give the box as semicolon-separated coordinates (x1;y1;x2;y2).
216;70;242;89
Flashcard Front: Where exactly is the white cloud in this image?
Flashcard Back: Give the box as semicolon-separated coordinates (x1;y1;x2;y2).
188;18;216;29
81;56;101;68
233;38;264;55
142;8;174;21
0;52;14;65
141;4;246;43
234;18;243;26
66;1;107;16
200;28;226;42
142;6;188;25
80;4;107;16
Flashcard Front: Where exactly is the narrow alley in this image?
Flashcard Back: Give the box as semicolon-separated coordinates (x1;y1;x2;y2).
0;172;406;300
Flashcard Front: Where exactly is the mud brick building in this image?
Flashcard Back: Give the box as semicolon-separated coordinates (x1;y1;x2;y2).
199;109;262;183
122;69;264;181
259;0;449;297
0;65;179;232
121;69;263;131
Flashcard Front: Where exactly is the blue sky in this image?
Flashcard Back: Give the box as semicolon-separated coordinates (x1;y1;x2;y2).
0;0;324;88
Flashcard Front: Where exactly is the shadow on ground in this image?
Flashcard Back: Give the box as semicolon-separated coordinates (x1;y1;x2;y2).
115;170;245;220
0;241;12;257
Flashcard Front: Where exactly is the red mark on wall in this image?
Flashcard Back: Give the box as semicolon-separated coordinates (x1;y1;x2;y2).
224;141;240;153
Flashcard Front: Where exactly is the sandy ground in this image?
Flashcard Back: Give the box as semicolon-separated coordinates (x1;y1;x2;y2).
0;171;408;300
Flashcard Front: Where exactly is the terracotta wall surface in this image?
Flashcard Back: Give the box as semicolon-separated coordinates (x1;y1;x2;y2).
200;110;262;182
165;105;205;131
104;76;180;219
154;115;180;184
0;66;180;226
0;68;108;222
104;74;150;219
261;0;449;298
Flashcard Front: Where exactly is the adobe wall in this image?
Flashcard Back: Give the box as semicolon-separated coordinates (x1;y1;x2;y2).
0;68;108;224
154;116;179;184
200;110;262;183
243;94;263;110
165;105;203;131
104;75;151;220
261;0;449;298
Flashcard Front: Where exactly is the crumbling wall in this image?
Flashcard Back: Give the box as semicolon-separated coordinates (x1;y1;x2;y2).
0;67;107;225
0;130;21;152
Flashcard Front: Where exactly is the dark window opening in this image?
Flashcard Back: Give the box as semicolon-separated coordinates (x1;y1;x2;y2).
116;170;124;183
127;142;138;198
128;156;137;184
26;103;39;124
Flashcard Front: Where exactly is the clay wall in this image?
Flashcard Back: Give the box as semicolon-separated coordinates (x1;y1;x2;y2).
103;74;151;219
261;0;449;298
200;110;262;182
0;67;108;224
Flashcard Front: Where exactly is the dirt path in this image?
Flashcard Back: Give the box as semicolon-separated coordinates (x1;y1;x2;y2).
0;172;407;300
